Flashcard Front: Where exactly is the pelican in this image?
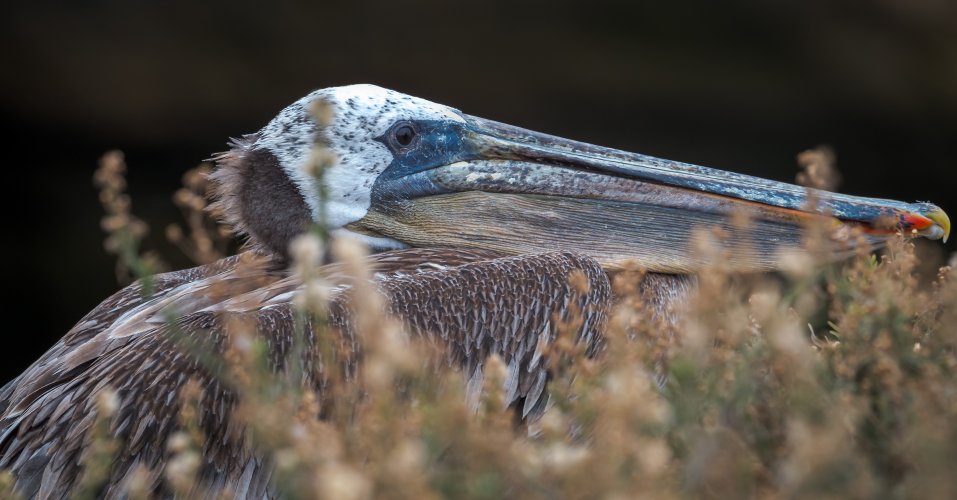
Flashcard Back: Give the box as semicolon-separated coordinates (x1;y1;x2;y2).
0;84;949;498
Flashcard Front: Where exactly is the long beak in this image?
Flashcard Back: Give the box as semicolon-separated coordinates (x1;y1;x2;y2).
352;116;950;272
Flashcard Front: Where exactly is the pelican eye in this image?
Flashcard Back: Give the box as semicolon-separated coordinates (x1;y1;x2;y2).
392;123;417;148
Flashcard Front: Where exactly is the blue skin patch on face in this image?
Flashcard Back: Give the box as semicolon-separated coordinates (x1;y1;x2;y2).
376;120;475;180
371;120;479;203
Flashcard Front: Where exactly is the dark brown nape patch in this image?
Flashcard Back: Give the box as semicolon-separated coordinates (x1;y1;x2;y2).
237;149;312;261
209;142;311;262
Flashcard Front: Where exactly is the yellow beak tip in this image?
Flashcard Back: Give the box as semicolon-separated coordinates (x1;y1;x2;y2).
926;207;951;244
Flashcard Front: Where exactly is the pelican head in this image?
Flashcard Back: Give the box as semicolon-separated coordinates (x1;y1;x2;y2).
212;84;950;272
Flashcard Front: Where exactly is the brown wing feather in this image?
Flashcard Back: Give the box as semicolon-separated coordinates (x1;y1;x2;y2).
0;249;611;498
370;251;611;416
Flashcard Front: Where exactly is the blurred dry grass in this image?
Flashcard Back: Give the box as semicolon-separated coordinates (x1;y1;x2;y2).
3;140;955;499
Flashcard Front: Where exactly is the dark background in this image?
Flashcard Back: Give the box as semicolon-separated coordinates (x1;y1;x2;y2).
3;0;955;382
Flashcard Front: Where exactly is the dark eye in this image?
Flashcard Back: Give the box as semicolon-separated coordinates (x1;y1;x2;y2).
393;124;416;148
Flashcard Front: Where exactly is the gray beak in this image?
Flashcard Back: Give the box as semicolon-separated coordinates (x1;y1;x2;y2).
350;115;950;272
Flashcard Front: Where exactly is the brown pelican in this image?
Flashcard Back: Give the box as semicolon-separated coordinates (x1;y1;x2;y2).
0;85;949;498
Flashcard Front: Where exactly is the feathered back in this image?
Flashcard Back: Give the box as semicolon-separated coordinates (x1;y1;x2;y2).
0;248;624;498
